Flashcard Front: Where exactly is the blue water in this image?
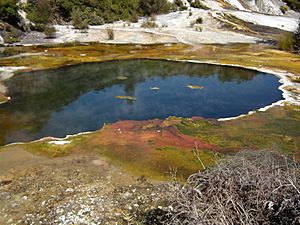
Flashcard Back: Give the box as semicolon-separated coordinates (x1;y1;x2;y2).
0;59;283;144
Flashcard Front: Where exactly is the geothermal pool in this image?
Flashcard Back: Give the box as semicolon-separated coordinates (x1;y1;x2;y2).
0;59;283;145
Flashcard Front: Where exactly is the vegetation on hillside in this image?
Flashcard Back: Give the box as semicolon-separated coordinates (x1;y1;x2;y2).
0;0;20;27
282;0;300;12
278;22;300;53
24;0;175;28
294;23;300;52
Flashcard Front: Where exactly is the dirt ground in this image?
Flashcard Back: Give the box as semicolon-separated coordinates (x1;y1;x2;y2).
0;147;168;225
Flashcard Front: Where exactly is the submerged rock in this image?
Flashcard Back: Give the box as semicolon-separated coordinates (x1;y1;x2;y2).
150;87;160;90
117;76;128;80
48;140;71;145
115;95;136;100
187;85;204;89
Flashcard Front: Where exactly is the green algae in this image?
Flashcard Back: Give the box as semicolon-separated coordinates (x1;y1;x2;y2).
176;106;300;155
91;144;218;180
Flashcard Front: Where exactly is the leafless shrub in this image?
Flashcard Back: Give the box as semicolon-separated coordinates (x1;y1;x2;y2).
141;19;158;28
106;27;114;40
162;150;300;225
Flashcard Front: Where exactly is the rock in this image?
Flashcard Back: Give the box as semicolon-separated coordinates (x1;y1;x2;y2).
0;35;4;45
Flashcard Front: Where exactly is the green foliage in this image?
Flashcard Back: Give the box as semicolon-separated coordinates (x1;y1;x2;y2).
195;16;203;24
43;25;56;38
138;0;173;16
293;23;300;51
278;32;293;51
54;0;139;24
71;8;89;30
174;0;187;10
0;0;20;26
190;0;209;9
26;0;53;25
280;5;288;14
88;13;104;25
282;0;300;12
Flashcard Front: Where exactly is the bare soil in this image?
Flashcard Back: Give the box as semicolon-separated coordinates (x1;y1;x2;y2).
0;147;167;225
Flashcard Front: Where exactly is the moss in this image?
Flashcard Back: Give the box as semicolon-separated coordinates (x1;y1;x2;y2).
176;107;300;154
21;135;89;158
92;144;217;180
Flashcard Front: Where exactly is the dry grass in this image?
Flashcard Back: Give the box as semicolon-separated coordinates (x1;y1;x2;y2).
161;150;300;224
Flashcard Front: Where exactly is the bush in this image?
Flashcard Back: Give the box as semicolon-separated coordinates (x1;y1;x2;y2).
43;25;56;38
130;13;139;23
0;0;20;27
280;5;288;14
164;151;300;225
190;0;209;9
138;0;173;16
141;20;158;28
293;23;300;51
88;14;105;25
106;27;114;40
282;0;300;12
195;16;203;24
71;8;89;30
26;0;53;25
278;32;293;51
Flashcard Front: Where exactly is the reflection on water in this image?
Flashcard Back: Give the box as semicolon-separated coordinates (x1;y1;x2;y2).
0;59;283;145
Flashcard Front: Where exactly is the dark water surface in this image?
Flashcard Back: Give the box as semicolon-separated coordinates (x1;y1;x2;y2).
0;59;283;145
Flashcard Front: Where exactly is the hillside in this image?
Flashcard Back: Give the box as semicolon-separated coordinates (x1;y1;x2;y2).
0;0;299;46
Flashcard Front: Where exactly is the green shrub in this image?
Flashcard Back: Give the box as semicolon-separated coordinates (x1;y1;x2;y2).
71;8;89;30
278;32;293;51
190;0;209;9
293;23;300;51
88;14;105;25
53;0;139;24
26;0;53;25
174;0;187;10
282;0;300;12
195;17;203;24
280;5;288;14
138;0;173;16
43;25;56;38
106;28;115;40
0;0;20;27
